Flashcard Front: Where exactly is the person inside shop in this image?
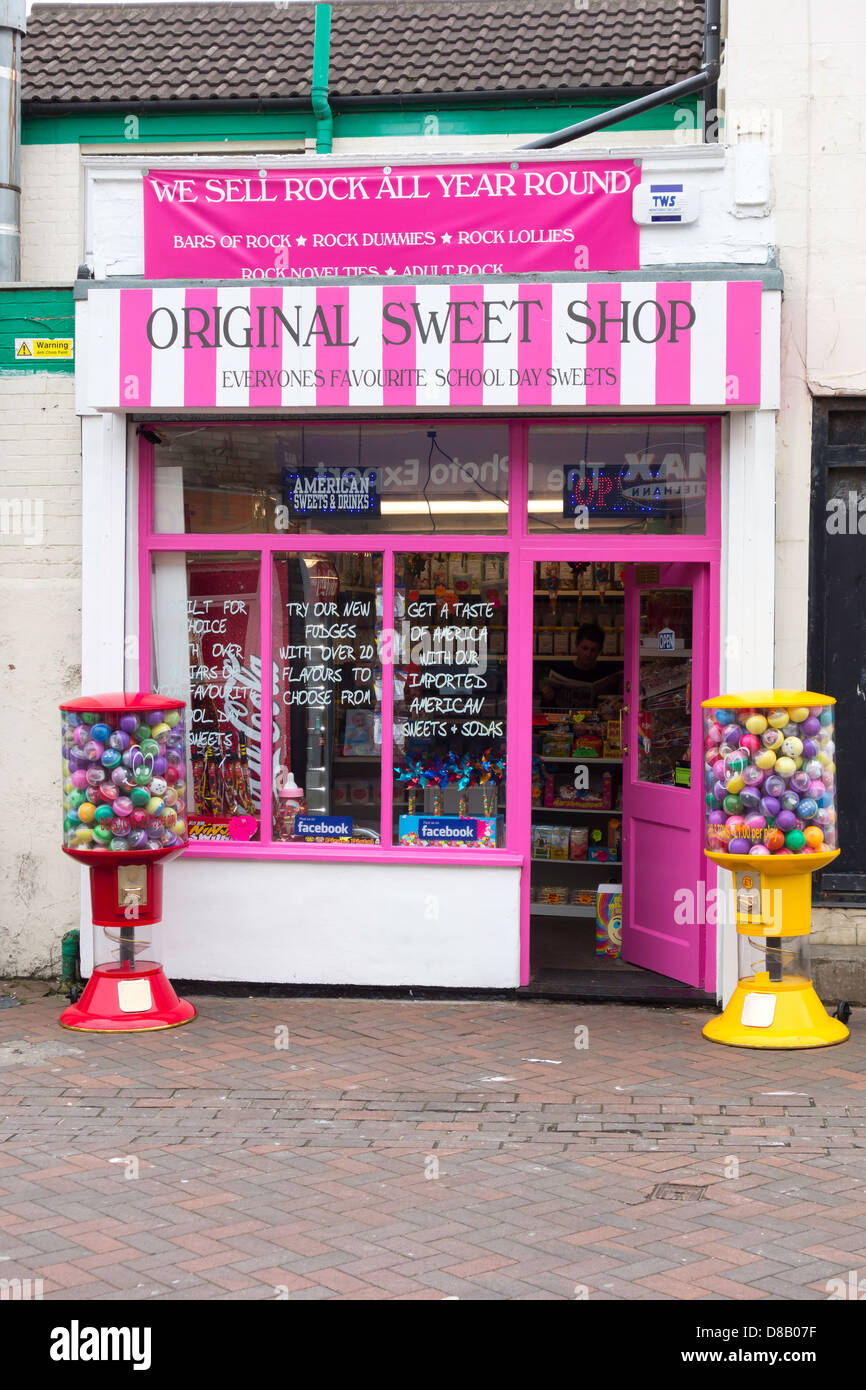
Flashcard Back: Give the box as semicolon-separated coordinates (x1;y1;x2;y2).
538;622;623;709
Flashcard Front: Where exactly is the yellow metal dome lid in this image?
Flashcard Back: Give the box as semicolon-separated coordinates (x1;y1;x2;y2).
701;690;835;709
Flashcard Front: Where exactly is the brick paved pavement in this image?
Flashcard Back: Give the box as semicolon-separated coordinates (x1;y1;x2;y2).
1;989;865;1300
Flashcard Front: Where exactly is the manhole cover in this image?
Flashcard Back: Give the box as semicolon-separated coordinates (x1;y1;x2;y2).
649;1182;708;1202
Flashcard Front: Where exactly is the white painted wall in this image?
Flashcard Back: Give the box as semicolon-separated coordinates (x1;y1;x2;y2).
20;142;82;283
333;129;700;157
81;145;775;279
726;0;866;943
0;373;81;975
726;0;866;676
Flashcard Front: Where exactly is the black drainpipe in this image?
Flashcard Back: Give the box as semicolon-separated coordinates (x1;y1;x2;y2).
519;0;721;150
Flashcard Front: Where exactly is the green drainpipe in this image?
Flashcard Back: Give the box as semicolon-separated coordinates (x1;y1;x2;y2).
312;3;333;154
61;929;81;989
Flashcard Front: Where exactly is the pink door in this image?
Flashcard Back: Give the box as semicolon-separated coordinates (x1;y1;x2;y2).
621;563;709;986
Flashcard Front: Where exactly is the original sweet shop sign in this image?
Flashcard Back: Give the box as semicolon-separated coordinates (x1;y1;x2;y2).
81;280;766;409
142;162;640;279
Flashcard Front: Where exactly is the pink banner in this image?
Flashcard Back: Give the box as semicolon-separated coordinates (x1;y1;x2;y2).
143;161;640;280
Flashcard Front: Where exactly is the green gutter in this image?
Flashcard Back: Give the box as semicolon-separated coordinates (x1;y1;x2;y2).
312;3;333;154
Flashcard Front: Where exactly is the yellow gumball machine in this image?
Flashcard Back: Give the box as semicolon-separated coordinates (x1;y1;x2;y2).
701;691;848;1048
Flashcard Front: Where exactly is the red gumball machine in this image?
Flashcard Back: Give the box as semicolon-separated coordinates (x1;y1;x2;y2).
59;693;196;1032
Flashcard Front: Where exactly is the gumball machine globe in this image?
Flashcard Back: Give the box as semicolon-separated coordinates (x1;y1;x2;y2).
60;693;196;1032
702;690;846;1049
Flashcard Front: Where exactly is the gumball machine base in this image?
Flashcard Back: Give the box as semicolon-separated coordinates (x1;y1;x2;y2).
59;961;196;1033
703;978;849;1050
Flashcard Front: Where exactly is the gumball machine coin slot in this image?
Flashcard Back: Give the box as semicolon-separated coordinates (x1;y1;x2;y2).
59;693;196;1033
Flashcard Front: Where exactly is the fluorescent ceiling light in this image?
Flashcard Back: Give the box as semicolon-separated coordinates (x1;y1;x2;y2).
381;500;507;515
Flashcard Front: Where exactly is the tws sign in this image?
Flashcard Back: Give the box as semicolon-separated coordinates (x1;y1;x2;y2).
143;161;640;278
83;280;766;410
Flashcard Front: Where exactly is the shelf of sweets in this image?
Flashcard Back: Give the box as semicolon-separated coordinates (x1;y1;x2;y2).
532;806;622;816
529;903;599;919
533;589;624;599
536;756;622;765
531;857;622;867
399;588;505;598
532;655;623;664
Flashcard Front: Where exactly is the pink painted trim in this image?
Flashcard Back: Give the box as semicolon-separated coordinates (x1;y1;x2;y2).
181;841;525;867
138;415;722;889
315;287;351;407
448;284;484;407
382;286;417;407
518;284;551;406
249;287;286;410
703;549;721;994
259;551;273;846
655;282;692;406
726;281;762;405
515;554;536;986
146;533;511;553
380;547;395;847
119;287;152;408
138;441;154;690
585;283;621;406
183;288;217;408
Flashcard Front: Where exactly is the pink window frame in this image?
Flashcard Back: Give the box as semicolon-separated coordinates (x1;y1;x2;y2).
137;416;721;876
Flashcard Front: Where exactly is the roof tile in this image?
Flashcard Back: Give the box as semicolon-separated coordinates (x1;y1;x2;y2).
22;0;704;105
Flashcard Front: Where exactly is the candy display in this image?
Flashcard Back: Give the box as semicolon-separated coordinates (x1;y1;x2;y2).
397;815;502;848
543;770;613;810
704;699;836;857
191;742;254;819
62;703;189;855
395;748;506;792
596;884;623;959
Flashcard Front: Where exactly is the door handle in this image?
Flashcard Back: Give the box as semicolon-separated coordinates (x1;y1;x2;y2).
618;705;629;756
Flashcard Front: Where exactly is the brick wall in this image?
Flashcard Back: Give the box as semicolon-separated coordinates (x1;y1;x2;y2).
0;374;81;975
20;143;81;283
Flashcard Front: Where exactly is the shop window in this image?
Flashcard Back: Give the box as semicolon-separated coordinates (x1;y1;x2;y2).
527;422;707;534
271;552;383;846
152;422;509;535
393;552;508;847
151;551;263;842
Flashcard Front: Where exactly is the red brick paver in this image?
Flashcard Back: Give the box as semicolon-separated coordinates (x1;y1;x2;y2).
0;991;865;1300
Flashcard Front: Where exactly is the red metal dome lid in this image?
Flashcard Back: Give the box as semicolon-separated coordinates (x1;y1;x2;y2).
60;691;186;712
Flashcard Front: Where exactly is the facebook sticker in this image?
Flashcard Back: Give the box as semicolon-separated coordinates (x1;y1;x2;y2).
418;817;480;842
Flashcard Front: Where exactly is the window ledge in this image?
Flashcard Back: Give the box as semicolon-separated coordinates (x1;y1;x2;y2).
179;842;523;868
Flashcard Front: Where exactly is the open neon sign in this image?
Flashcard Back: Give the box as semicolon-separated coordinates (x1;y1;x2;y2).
562;461;705;518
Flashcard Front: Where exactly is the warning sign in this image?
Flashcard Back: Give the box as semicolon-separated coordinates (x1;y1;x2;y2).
14;338;74;360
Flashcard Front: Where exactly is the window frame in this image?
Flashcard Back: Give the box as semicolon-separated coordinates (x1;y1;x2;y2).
138;415;720;865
